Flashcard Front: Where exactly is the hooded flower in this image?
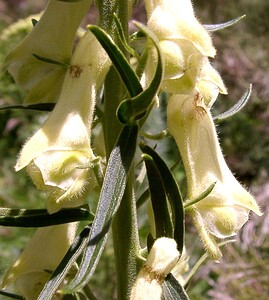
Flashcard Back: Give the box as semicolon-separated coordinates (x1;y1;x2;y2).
0;223;77;299
2;0;92;105
130;238;179;300
144;0;225;95
15;31;110;213
167;94;262;260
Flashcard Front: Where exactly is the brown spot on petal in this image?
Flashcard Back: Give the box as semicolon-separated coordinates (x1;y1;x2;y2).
69;65;83;78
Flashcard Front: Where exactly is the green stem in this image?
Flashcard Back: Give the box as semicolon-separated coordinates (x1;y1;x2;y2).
98;1;139;299
112;172;139;299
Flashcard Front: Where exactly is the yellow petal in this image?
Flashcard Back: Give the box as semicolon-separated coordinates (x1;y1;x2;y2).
130;238;179;300
147;0;216;57
167;94;262;256
1;223;77;294
2;0;92;104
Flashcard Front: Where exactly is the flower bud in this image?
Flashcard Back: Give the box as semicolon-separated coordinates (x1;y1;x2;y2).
130;238;179;300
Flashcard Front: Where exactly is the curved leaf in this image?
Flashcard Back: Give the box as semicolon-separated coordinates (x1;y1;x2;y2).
204;15;245;32
117;21;163;124
213;84;252;122
88;25;142;98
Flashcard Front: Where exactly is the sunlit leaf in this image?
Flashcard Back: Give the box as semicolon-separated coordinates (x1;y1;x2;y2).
63;125;138;292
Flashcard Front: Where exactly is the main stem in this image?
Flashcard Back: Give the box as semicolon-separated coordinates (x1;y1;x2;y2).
98;1;139;299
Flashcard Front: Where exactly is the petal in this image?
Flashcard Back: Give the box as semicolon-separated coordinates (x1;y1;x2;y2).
190;208;222;260
199;205;249;238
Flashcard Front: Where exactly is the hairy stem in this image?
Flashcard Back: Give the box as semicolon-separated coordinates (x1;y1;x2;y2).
98;1;139;299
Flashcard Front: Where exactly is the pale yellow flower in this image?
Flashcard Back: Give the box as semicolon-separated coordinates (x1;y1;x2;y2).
2;0;92;105
144;0;220;94
167;94;262;260
130;238;179;300
15;32;110;213
0;223;77;299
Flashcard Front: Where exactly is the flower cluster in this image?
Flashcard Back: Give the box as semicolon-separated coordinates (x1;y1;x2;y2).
145;0;261;260
1;1;110;297
0;0;262;298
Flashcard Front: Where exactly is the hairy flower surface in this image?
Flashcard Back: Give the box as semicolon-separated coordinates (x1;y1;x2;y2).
15;32;110;213
2;0;92;105
0;223;77;299
130;238;179;300
167;94;262;259
144;0;222;95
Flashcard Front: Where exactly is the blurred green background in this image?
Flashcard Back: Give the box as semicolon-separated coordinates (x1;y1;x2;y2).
0;0;268;299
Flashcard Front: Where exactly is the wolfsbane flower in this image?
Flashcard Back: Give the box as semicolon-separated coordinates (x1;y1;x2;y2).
144;0;221;95
2;0;92;105
15;31;110;213
0;223;77;299
167;94;262;260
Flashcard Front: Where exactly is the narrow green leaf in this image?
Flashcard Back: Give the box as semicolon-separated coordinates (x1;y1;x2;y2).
140;129;167;140
136;188;150;208
184;182;216;210
64;125;138;292
204;15;245;31
113;14;140;59
88;25;142;98
142;154;173;239
213;84;252;122
140;144;184;254
0;103;55;112
162;273;190;300
38;226;92;300
33;53;69;68
117;21;163;124
0;290;24;299
0;207;93;227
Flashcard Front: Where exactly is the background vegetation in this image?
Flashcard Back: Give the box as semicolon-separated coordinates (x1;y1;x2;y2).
0;0;268;299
